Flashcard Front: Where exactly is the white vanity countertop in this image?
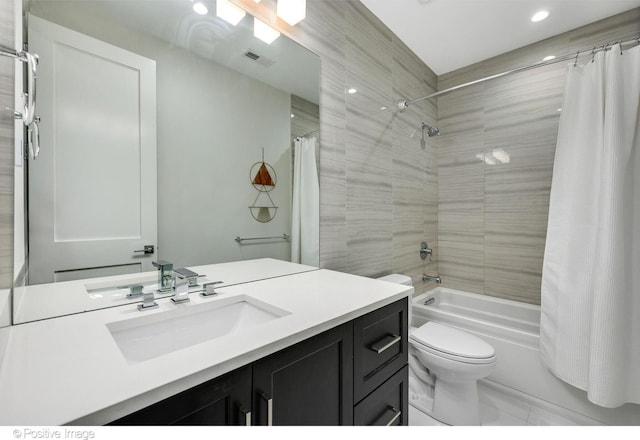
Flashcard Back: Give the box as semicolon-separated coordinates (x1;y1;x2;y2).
13;258;318;324
0;266;412;426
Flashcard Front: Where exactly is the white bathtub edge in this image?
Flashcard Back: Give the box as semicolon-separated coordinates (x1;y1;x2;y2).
412;288;640;426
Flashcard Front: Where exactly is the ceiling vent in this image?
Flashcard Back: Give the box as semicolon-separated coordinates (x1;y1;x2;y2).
244;50;260;60
244;49;275;67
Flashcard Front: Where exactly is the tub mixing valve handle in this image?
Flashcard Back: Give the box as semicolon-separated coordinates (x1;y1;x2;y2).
420;242;432;261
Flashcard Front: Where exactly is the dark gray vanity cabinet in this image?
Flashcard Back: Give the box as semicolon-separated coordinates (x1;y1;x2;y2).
353;298;409;426
353;365;409;425
110;365;252;425
252;322;354;425
109;297;408;426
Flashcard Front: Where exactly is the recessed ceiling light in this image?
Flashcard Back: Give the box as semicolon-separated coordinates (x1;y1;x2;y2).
531;10;549;22
277;0;307;26
193;2;208;15
217;0;246;26
542;55;556;61
254;18;280;44
347;88;357;94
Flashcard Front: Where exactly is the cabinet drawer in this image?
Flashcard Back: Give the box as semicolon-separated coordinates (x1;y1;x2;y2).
353;365;408;426
353;298;408;402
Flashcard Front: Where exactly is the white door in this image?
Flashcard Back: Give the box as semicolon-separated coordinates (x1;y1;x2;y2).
28;16;157;284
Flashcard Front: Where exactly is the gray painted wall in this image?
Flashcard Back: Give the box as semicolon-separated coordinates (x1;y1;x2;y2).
437;8;640;305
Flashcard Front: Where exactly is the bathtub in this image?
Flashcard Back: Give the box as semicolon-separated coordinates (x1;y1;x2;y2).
412;287;640;425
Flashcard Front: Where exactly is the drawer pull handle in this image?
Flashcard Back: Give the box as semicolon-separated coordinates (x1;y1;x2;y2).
370;334;401;354
261;393;273;426
372;406;402;426
239;405;251;426
384;407;402;426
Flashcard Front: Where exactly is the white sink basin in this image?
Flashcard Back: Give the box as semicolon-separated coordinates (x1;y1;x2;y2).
106;295;290;363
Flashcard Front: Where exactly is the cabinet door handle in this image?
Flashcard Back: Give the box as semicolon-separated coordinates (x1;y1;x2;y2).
370;334;402;354
133;245;155;254
373;406;402;426
239;405;251;426
261;393;273;426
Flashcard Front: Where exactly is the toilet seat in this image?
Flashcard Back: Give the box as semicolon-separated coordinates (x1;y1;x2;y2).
410;322;496;365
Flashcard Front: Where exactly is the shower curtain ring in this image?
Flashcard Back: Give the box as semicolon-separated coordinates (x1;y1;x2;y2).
590;47;597;63
573;51;580;67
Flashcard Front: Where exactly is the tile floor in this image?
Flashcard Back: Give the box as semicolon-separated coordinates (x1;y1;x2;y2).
409;380;603;426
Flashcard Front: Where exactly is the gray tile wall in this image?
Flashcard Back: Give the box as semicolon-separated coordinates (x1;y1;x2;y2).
0;0;14;291
255;0;439;290
437;8;640;305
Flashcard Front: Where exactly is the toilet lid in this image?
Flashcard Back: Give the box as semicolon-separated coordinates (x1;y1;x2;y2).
410;322;495;360
377;274;412;286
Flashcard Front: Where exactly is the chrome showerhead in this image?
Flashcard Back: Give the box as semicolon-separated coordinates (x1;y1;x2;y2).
422;122;440;137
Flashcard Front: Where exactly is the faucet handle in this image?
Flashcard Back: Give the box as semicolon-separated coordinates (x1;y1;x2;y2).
420;242;433;261
137;291;158;311
201;281;224;297
126;284;144;298
171;277;190;304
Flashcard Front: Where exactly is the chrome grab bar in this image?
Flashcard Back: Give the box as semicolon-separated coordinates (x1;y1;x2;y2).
235;234;289;243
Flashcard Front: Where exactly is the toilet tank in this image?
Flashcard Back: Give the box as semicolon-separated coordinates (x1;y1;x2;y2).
377;274;413;325
377;274;412;286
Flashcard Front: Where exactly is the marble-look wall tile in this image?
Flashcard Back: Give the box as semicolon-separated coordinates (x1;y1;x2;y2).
0;0;14;303
228;1;440;283
437;8;640;305
344;2;393;277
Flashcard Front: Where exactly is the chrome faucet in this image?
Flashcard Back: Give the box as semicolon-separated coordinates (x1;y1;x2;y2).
152;260;175;293
174;268;203;287
422;274;442;284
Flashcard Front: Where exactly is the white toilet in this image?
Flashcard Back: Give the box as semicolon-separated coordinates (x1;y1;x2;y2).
377;274;496;426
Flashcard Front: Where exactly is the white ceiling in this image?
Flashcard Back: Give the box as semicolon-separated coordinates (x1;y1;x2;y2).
360;0;640;75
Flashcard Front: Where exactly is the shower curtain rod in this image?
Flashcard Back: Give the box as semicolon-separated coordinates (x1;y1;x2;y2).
397;35;640;111
293;128;319;140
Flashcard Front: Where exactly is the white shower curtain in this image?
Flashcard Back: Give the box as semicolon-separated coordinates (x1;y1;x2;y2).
540;44;640;408
291;136;320;267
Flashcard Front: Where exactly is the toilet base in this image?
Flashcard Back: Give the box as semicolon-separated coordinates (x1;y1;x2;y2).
409;374;434;415
432;377;481;426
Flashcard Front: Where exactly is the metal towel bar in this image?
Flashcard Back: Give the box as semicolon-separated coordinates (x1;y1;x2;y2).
235;234;289;243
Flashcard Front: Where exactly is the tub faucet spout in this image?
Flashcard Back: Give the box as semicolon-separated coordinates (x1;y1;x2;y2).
423;274;442;284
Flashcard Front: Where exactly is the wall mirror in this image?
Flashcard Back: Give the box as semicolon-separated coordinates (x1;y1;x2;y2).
13;0;320;323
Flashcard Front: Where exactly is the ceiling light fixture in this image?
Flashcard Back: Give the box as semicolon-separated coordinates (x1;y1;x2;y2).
347;88;357;94
217;0;246;26
192;2;208;15
277;0;306;26
531;10;549;22
254;18;281;44
542;55;556;61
